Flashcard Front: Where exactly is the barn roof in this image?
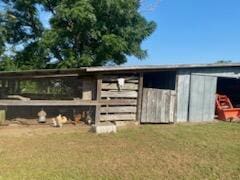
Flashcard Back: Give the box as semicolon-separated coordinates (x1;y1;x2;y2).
84;63;240;72
0;63;240;77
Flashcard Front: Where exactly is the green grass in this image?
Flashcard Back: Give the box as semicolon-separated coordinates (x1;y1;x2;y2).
0;122;240;179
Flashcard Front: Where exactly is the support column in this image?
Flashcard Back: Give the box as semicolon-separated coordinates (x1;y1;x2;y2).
95;76;102;125
136;73;143;122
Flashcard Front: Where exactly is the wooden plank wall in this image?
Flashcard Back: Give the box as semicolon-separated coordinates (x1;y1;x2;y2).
141;88;176;123
99;75;139;122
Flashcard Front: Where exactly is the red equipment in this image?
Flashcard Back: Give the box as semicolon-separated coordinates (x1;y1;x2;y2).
216;94;240;121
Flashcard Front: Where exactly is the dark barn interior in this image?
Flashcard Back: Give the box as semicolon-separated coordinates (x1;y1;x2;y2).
143;71;176;90
217;77;240;107
2;106;95;121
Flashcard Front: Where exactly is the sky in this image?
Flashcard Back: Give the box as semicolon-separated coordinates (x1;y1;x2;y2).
4;0;240;65
127;0;240;65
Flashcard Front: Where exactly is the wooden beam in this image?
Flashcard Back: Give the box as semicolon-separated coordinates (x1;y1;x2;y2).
137;73;144;122
100;106;137;113
0;100;99;106
101;83;138;90
99;99;137;106
101;91;138;98
102;76;138;81
100;114;136;121
0;74;80;79
95;76;102;125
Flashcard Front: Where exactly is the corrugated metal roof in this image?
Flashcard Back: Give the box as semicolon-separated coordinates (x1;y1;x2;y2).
0;63;239;77
85;63;240;72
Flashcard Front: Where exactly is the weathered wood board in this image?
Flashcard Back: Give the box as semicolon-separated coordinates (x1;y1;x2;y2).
101;106;137;113
102;83;138;90
99;75;139;122
100;114;136;121
141;88;176;123
101;91;138;98
0;100;99;106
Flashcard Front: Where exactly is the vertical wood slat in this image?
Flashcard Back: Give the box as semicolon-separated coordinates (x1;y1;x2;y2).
155;90;161;123
137;73;143;122
160;91;166;123
95;76;102;125
146;89;151;123
170;91;176;123
165;91;170;123
141;88;176;123
141;88;148;122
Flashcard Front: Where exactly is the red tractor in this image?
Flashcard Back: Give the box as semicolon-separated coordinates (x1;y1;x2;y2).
216;94;240;121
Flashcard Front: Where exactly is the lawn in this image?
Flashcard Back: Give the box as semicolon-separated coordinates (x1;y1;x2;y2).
0;122;239;180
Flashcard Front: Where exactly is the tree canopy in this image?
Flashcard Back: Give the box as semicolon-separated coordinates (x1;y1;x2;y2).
0;0;156;70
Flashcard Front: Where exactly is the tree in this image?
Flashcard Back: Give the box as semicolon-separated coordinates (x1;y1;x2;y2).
215;60;232;64
0;12;6;56
0;0;156;70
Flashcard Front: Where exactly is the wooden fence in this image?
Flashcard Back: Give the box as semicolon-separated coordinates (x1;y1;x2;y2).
141;88;176;123
99;76;139;122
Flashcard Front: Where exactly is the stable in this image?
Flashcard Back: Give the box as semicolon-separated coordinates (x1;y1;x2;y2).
0;63;240;124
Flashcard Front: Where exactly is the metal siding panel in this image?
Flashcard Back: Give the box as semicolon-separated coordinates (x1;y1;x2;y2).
202;76;217;121
191;67;240;78
189;75;205;122
176;71;191;122
202;77;211;120
209;78;217;120
189;75;217;122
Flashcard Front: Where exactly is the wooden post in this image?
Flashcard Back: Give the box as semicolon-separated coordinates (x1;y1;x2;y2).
174;72;179;123
0;110;6;125
136;73;144;122
95;76;102;125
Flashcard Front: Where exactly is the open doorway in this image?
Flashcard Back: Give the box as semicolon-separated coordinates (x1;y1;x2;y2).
215;77;240;121
217;77;240;108
143;71;176;90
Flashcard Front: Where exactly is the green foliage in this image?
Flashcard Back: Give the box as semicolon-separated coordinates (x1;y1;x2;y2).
0;56;18;71
0;12;7;56
14;42;50;70
0;0;156;70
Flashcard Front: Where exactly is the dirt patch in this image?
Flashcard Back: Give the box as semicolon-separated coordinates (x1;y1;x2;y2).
0;122;91;137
